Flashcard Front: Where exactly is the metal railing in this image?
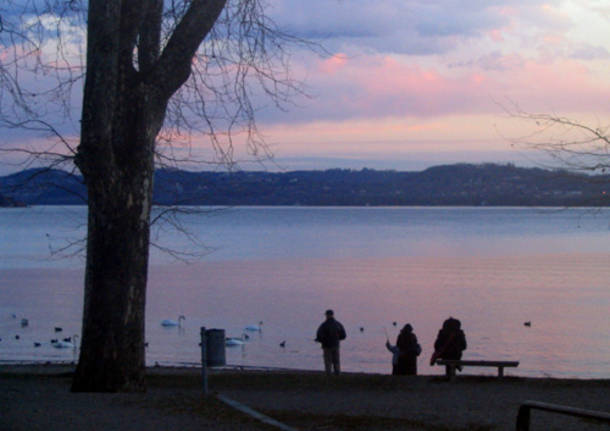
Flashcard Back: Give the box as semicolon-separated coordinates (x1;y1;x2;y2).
516;400;610;430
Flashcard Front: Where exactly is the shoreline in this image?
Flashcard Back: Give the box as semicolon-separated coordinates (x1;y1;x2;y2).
2;360;608;381
3;361;609;385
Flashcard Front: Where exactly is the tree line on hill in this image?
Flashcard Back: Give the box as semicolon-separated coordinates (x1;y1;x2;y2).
1;163;608;207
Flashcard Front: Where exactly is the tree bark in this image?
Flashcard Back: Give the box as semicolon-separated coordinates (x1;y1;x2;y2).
72;0;226;392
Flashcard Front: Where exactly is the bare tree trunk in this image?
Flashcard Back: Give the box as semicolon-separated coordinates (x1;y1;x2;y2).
72;170;153;391
72;86;168;390
71;0;225;392
72;35;164;390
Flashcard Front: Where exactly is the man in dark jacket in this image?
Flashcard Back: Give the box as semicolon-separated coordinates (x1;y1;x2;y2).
315;309;347;375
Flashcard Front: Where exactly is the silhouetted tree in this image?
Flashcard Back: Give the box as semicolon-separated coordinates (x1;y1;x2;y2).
1;0;305;392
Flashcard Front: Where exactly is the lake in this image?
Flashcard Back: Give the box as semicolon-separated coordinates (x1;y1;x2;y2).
0;206;609;378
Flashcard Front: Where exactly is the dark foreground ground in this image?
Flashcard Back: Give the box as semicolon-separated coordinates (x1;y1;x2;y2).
1;364;608;431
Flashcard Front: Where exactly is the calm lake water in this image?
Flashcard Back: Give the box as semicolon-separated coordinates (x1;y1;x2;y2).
0;206;609;378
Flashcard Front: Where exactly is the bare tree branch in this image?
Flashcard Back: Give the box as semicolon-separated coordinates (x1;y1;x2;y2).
500;102;610;174
154;0;227;97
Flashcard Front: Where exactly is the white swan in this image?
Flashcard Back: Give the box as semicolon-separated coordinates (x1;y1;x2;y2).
52;340;74;349
52;334;78;349
225;338;245;346
244;321;263;332
225;334;248;346
161;315;185;327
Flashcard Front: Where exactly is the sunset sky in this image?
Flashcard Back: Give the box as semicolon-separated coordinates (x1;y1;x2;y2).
249;0;610;170
2;0;610;173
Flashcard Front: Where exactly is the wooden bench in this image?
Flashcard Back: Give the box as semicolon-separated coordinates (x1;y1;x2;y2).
435;359;519;380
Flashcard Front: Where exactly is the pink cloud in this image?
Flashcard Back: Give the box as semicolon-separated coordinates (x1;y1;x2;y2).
318;54;348;75
488;29;504;42
501;58;609;110
299;51;610;124
306;54;495;119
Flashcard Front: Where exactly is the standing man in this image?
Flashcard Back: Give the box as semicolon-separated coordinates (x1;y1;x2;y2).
315;309;347;375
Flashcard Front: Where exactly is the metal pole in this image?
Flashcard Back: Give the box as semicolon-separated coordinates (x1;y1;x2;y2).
201;327;208;396
516;405;530;431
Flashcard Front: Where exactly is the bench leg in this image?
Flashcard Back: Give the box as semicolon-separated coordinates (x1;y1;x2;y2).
498;367;504;378
445;365;456;380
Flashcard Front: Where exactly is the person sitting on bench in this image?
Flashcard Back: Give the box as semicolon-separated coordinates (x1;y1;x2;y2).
430;317;467;375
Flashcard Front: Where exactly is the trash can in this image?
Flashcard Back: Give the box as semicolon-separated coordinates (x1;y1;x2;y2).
205;328;226;367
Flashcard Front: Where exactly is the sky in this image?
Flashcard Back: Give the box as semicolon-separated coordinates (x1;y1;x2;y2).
247;0;610;171
2;0;610;173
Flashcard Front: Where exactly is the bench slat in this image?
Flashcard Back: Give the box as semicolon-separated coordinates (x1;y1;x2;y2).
435;360;519;379
436;360;519;367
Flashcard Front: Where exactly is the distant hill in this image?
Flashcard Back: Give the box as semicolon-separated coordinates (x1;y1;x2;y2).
1;163;609;206
0;191;23;207
0;168;87;205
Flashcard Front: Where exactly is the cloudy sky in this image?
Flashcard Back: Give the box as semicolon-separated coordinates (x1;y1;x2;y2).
249;0;610;170
2;0;610;173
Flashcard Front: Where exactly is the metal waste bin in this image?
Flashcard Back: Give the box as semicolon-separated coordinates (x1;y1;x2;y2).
204;328;226;367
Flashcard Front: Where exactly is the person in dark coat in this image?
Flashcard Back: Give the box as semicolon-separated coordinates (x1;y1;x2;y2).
431;317;467;375
315;309;347;375
394;323;420;375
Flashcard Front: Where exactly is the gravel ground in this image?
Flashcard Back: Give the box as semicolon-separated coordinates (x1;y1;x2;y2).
1;364;608;431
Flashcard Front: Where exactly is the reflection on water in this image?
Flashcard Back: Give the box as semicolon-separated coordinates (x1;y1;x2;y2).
144;253;610;378
0;206;609;378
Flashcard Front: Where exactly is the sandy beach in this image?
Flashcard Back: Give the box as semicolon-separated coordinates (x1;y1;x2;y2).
1;364;608;431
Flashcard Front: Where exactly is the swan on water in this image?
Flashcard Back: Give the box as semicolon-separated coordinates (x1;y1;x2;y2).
161;315;185;327
225;338;245;346
244;321;263;332
52;340;72;348
52;340;73;349
52;334;79;349
225;334;248;346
